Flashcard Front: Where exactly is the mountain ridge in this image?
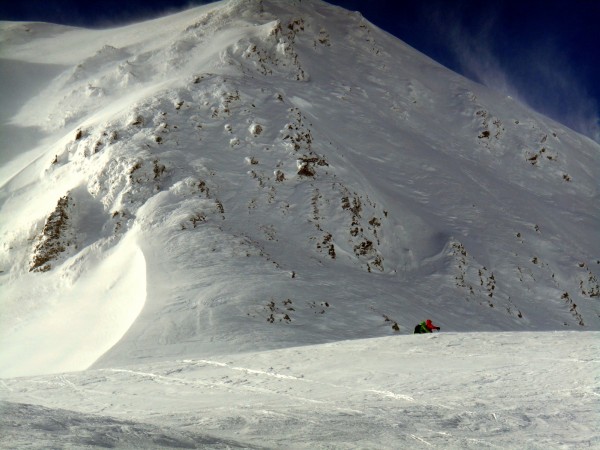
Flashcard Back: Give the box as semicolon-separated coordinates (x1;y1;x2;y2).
1;0;599;378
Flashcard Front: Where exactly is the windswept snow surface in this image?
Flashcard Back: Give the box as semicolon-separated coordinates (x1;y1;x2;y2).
0;0;599;446
2;332;599;449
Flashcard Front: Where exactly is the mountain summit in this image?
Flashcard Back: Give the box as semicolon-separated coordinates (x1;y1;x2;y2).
1;0;599;378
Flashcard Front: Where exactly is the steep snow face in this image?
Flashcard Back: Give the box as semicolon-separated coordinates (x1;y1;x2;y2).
1;0;599;377
0;234;146;378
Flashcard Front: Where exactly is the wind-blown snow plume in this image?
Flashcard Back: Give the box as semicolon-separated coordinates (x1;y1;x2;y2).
428;3;600;144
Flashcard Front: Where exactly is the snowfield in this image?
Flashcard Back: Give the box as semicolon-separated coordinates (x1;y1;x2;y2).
0;0;599;447
2;332;599;449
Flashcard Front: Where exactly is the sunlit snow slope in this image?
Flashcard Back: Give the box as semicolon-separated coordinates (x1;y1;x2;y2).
1;0;599;377
2;332;598;449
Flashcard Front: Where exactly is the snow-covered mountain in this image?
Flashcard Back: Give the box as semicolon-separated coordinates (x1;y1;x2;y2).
1;0;599;447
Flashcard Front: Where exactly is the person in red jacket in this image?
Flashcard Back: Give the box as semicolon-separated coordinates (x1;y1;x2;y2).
414;319;441;334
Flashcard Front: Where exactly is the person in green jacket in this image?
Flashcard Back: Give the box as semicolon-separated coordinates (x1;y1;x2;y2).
413;319;440;334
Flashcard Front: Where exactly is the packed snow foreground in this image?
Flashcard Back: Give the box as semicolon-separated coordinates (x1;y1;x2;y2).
2;332;598;449
0;0;598;447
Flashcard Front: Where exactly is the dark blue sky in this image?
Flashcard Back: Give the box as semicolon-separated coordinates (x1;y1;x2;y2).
1;0;598;142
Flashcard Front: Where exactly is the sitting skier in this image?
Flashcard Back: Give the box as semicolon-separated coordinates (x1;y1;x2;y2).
413;319;441;334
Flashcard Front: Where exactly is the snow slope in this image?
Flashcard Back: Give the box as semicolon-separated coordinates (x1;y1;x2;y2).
2;332;599;449
0;233;145;378
0;0;599;446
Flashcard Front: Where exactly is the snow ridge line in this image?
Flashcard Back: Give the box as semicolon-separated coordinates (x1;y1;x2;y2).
104;366;362;412
366;389;415;401
410;434;433;446
184;358;305;381
104;368;197;386
103;366;323;399
183;359;417;403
